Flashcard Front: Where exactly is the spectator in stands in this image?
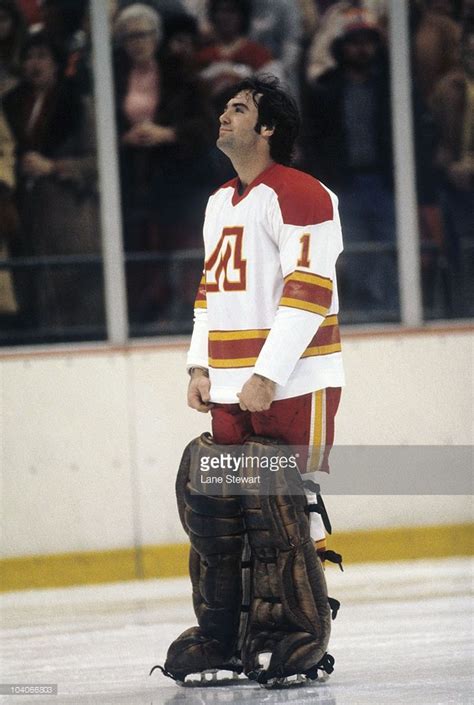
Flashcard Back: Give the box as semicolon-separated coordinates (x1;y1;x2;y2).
431;25;474;314
423;0;464;21
179;0;212;37
3;30;103;335
0;108;19;319
162;11;200;66
40;0;91;94
0;0;26;96
249;0;302;93
298;0;319;43
183;0;312;88
406;1;451;315
412;0;462;102
16;0;42;27
306;1;387;83
196;0;281;100
113;2;215;324
118;0;188;23
303;11;398;314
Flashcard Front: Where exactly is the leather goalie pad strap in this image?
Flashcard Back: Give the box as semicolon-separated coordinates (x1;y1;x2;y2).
240;437;332;680
165;434;245;680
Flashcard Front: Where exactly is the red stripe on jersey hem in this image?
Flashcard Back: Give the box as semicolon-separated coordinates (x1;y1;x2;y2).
209;336;266;361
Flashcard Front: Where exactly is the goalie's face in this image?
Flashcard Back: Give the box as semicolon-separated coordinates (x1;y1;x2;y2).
217;90;264;158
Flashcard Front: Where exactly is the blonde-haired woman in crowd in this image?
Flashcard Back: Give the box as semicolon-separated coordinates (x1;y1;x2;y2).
113;2;215;324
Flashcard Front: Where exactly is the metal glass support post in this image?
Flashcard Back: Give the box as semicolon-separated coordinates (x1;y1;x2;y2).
388;0;423;326
90;0;128;343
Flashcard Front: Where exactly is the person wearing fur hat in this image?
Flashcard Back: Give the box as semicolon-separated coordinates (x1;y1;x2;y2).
302;11;398;316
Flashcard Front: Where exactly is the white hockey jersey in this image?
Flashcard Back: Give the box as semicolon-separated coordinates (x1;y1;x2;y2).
187;162;345;403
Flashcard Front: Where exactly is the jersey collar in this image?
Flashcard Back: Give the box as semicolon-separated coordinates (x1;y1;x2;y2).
231;162;279;206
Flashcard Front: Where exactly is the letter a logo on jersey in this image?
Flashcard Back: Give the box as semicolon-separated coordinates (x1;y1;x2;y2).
206;226;247;292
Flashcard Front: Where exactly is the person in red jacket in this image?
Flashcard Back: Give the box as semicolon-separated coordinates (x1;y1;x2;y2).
196;0;281;99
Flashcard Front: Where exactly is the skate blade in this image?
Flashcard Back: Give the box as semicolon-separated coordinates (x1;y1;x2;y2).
260;673;320;689
178;668;244;687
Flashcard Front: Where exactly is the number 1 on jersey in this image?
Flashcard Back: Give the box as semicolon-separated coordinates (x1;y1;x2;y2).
297;233;311;268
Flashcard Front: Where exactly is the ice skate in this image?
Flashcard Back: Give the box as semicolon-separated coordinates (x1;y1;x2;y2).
150;625;245;686
247;650;335;689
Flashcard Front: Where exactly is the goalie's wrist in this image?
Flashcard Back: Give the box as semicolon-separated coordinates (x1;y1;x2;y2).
253;373;275;387
188;366;209;378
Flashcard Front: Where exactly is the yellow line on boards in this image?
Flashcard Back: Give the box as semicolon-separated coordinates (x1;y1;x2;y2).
328;523;474;564
0;524;472;593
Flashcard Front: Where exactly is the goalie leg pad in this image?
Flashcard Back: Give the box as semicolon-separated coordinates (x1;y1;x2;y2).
239;438;332;682
164;435;245;681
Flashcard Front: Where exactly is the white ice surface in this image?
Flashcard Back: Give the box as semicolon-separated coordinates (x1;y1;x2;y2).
1;557;473;705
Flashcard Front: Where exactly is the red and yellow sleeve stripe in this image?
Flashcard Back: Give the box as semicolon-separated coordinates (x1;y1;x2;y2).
302;314;341;357
194;274;207;310
280;270;333;316
208;316;341;369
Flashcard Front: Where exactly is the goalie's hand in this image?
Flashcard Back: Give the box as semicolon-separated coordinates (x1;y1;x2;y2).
237;374;276;412
188;368;214;413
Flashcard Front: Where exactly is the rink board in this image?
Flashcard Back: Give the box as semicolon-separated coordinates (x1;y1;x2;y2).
1;327;473;592
1;522;472;592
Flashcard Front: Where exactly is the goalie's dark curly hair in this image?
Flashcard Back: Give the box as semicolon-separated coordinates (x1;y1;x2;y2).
225;76;300;166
